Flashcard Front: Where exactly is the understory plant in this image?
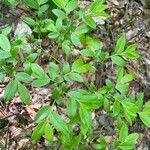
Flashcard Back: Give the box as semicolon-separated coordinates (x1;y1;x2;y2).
0;0;150;149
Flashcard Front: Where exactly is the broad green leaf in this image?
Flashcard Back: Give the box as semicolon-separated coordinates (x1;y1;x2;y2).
23;17;36;26
35;106;51;123
116;67;124;83
72;59;94;73
0;34;11;51
31;120;46;141
66;72;84;82
4;80;18;101
122;51;140;59
89;0;104;13
135;92;144;111
52;0;69;8
78;94;102;110
32;78;50;87
139;101;150;127
116;83;129;93
65;0;78;14
103;98;110;112
121;74;134;84
0;51;11;60
18;82;30;105
119;124;128;142
120;133;139;150
83;15;96;29
44;123;54;142
52;9;66;19
62;40;71;56
95;134;107;150
48;32;59;39
67;98;77;117
1;26;12;36
122;101;138;125
48;62;59;80
122;44;140;59
113;100;120;117
71;33;81;46
37;0;48;5
111;55;125;66
80;49;95;57
31;63;46;78
72;59;84;71
15;72;33;83
63;61;70;74
79;105;92;135
115;35;126;54
85;36;100;51
75;24;89;35
22;0;39;9
139;112;150;127
49;111;70;134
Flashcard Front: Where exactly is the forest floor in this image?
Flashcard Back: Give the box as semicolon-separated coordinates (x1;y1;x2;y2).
0;0;150;149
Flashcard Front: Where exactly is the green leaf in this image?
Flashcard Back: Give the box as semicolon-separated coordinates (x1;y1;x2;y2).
65;0;78;14
35;106;51;123
113;100;120;117
79;105;92;135
116;83;129;93
72;59;94;73
52;9;66;19
120;133;139;150
4;80;18;101
83;15;96;29
139;101;150;127
48;32;59;39
37;0;48;5
22;0;39;9
89;0;105;13
78;94;102;110
103;98;110;112
31;63;46;78
111;55;125;67
63;61;70;74
32;78;50;87
135;92;144;111
62;40;71;56
119;124;128;142
18;82;30;105
48;62;59;80
71;33;81;46
122;44;140;59
122;101;138;125
66;72;84;82
52;0;69;8
23;17;36;26
121;74;134;84
49;111;70;134
67;98;77;118
115;35;126;54
0;34;11;51
0;51;11;60
31;120;46;141
116;67;124;83
80;49;95;57
95;134;107;150
75;24;89;35
44;122;54;142
15;72;33;83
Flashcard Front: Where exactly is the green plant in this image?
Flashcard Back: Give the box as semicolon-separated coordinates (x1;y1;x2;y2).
0;0;150;149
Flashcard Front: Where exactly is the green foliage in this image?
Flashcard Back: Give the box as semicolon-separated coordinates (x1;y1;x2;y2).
0;0;149;149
